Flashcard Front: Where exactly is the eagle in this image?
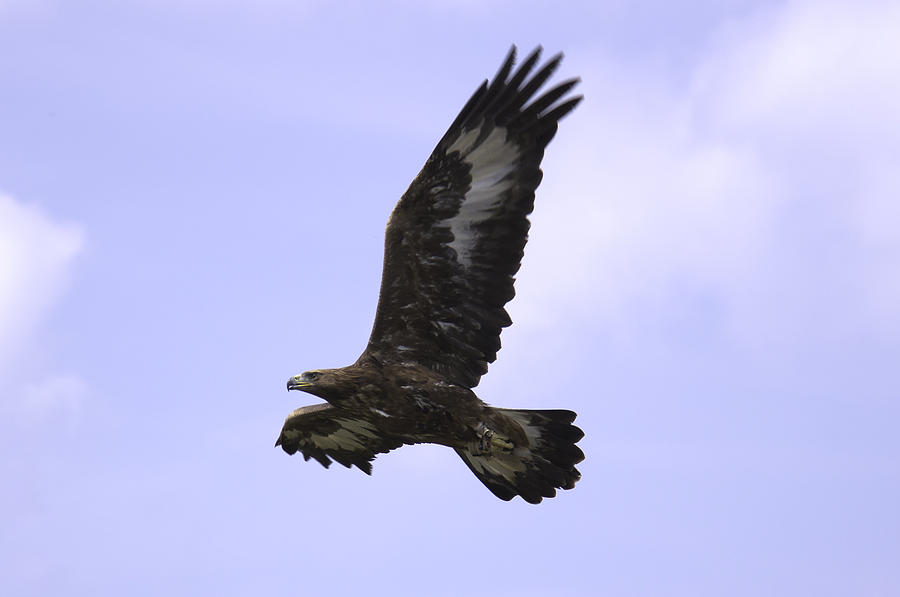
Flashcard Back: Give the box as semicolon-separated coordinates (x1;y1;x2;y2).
277;46;584;503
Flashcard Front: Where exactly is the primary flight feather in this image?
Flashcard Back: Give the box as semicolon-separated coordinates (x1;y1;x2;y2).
277;46;584;503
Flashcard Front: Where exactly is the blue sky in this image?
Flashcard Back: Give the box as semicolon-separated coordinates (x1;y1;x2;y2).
2;1;899;595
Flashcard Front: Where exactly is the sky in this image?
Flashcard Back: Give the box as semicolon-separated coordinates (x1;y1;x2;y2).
2;0;899;595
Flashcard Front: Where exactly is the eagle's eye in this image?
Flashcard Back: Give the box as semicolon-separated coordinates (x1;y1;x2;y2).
304;371;322;382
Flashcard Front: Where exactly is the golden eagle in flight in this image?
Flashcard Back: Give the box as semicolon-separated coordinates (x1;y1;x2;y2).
277;46;584;503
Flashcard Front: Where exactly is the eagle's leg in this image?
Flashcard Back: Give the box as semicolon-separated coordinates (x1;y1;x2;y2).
474;423;514;455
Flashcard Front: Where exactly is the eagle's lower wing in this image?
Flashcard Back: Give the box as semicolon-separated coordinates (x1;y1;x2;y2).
276;403;403;474
361;46;581;388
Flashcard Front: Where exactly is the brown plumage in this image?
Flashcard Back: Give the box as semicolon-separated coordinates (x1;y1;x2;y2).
277;46;584;503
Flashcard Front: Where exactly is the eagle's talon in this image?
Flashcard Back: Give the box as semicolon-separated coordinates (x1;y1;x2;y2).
474;423;513;455
491;434;514;453
478;425;494;452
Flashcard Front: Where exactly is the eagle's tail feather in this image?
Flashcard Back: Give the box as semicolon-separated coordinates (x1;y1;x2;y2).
455;408;584;504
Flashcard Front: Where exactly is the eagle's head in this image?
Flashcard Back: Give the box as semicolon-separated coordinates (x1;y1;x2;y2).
286;369;340;400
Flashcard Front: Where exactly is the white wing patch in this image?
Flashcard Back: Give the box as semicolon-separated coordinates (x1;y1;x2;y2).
444;127;521;266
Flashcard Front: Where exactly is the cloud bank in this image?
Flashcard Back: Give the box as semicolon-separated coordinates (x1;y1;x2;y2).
516;0;900;349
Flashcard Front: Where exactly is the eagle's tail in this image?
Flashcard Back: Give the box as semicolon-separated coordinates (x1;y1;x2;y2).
455;408;584;504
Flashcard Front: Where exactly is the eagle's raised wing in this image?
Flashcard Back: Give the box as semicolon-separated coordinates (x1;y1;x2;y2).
276;403;404;474
361;46;581;388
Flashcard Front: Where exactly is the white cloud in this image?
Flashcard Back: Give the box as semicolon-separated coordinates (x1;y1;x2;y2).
0;192;84;375
514;0;900;347
697;0;900;135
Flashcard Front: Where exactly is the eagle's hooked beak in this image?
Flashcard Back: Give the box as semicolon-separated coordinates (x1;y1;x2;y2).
286;374;313;392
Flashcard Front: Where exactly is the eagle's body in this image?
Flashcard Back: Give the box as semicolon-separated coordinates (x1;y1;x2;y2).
277;47;584;503
294;361;488;447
